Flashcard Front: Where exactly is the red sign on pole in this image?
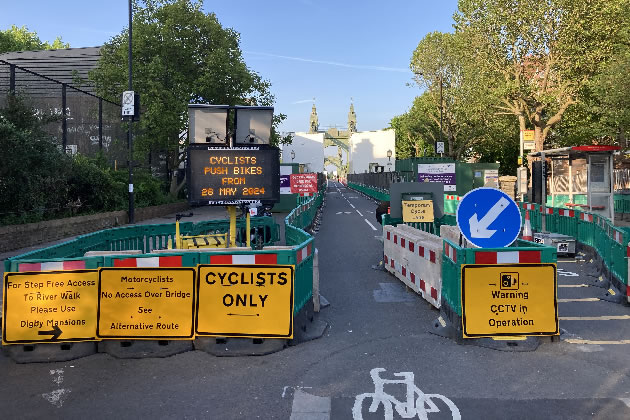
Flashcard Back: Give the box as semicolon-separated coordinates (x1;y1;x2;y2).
290;173;318;194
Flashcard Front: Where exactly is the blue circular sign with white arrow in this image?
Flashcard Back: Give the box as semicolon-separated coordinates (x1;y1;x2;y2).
456;187;522;248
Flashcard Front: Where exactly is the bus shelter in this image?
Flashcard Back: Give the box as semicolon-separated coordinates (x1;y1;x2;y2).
529;145;620;224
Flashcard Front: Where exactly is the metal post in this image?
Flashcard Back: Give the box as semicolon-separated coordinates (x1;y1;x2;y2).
9;64;15;94
98;98;103;150
439;74;443;155
62;84;67;150
541;151;546;232
228;206;237;247
609;153;615;225
127;0;135;224
246;211;251;248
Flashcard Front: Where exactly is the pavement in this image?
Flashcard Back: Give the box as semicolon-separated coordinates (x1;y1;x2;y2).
1;182;630;419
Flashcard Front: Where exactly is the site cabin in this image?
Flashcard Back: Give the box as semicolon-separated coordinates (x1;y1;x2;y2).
529;145;621;224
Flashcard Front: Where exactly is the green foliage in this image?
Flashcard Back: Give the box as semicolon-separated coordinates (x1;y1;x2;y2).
0;96;176;225
0;95;70;224
0;25;69;53
90;0;288;195
395;0;630;173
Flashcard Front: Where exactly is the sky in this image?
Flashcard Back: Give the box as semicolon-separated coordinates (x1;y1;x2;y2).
0;0;459;133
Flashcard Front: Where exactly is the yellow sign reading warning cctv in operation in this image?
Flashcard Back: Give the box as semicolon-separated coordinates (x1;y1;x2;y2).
402;200;434;223
461;264;558;338
196;264;294;339
3;270;99;345
97;268;196;339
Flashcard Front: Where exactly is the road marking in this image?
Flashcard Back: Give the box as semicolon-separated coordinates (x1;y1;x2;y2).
364;219;377;231
356;209;363;217
290;389;331;420
559;315;630;321
558;284;590;288
557;298;600;302
349;203;356;209
42;369;71;408
557;268;579;277
353;368;461;420
565;339;630;345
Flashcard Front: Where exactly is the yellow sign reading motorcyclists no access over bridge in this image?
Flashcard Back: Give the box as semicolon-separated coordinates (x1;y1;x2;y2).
461;264;558;338
3;270;99;345
196;264;294;338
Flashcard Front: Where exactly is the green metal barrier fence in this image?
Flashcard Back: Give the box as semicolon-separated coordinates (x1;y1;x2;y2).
517;204;630;293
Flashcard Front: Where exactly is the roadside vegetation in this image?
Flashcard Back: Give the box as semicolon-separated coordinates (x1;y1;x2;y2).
0;95;177;226
392;0;630;175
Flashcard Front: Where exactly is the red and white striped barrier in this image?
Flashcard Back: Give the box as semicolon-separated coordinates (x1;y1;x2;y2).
19;260;86;272
445;195;461;201
543;207;554;215
558;209;574;217
113;256;183;267
383;225;442;308
474;250;541;264
580;213;593;222
612;230;623;245
522;203;536;211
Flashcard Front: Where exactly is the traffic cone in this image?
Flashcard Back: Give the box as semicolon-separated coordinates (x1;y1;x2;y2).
522;210;533;241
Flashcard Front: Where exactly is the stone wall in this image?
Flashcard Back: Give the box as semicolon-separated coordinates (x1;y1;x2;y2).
0;201;190;253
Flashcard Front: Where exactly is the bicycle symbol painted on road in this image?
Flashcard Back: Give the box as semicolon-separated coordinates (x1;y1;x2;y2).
352;368;461;420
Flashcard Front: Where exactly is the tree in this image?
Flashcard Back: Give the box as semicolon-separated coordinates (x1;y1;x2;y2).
454;0;630;152
410;31;509;160
0;25;69;53
390;93;439;159
90;0;290;195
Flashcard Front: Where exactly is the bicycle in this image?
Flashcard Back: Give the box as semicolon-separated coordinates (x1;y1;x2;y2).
352;368;461;420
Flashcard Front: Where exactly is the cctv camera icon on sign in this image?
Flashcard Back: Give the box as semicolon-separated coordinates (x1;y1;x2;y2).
500;273;519;290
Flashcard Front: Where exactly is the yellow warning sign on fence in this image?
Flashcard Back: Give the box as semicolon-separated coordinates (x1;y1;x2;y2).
97;268;196;339
196;264;294;338
2;270;99;344
461;264;558;338
402;200;434;223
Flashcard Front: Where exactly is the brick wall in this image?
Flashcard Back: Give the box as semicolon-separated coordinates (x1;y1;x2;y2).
0;202;190;253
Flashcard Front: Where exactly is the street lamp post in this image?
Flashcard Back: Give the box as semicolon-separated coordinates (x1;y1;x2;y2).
291;150;295;162
387;149;392;172
127;0;134;224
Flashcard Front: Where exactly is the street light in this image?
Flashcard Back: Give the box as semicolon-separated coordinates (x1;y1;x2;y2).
291;150;295;162
387;149;392;161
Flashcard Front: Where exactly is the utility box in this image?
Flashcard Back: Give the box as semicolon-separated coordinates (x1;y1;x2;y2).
533;232;576;256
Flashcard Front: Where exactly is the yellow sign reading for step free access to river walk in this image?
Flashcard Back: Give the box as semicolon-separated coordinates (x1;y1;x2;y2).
461;264;558;338
3;270;99;345
196;264;294;339
97;267;196;339
402;200;434;223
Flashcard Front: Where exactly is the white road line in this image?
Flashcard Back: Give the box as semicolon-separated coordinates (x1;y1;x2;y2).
364;218;377;231
558;284;590;288
290;390;331;420
558;298;601;303
356;209;363;217
349;203;356;209
565;339;630;345
559;315;630;321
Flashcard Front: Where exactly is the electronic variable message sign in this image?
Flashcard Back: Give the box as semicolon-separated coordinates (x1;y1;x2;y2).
3;270;99;344
461;264;558;338
196;264;294;338
97;268;196;339
187;146;280;205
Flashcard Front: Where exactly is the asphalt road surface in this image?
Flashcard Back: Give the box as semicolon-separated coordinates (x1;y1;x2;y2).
1;182;630;419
